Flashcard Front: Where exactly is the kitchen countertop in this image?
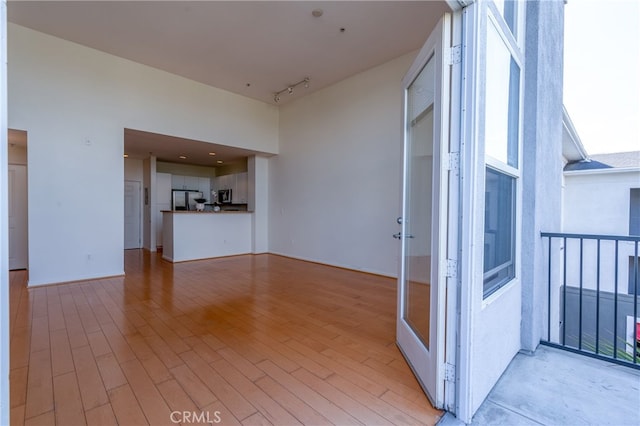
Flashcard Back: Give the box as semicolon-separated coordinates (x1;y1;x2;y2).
161;210;251;214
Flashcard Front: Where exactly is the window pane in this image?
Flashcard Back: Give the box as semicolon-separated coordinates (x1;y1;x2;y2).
485;19;520;168
493;0;517;35
629;256;639;295
483;168;515;297
503;1;517;35
630;188;640;235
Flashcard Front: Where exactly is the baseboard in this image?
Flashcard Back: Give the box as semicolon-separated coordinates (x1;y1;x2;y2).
267;250;397;280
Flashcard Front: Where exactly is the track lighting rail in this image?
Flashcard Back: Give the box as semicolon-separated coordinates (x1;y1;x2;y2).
273;77;310;103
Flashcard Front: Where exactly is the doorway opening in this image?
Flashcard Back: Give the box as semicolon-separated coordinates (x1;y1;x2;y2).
124;179;142;250
8;129;28;271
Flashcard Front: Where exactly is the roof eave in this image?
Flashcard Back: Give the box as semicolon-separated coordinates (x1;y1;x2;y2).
562;106;590;162
564;166;640;176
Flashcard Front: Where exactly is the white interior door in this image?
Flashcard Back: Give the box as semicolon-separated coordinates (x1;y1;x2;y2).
396;14;451;409
124;180;142;249
8;164;28;270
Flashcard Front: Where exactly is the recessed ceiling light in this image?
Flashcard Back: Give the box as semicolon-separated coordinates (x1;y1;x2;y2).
179;155;187;159
217;160;223;164
123;154;129;158
208;152;216;156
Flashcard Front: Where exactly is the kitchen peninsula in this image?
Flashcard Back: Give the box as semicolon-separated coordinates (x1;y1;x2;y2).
162;210;252;262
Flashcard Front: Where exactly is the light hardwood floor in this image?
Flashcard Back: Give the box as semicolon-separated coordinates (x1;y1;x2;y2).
9;250;442;425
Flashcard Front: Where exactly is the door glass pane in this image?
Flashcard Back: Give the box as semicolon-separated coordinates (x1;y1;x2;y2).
404;57;435;348
485;18;520;168
408;55;435;122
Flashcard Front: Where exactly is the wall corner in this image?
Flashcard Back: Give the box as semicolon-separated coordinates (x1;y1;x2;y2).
520;0;566;352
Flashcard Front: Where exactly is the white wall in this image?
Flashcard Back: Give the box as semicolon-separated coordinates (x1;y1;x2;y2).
124;157;143;181
270;52;414;277
0;1;9;423
563;170;640;235
249;156;269;253
8;24;278;286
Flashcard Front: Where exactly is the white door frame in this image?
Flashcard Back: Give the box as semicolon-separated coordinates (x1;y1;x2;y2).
457;5;480;419
397;12;461;410
0;2;9;423
445;9;464;414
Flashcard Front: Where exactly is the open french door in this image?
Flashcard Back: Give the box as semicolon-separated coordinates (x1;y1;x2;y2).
396;14;455;409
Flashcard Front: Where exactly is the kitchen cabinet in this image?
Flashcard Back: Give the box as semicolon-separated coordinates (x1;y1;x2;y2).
171;174;185;189
214;174;233;191
213;173;248;204
171;174;200;190
156;173;172;204
233;172;248;204
198;177;211;201
184;175;199;190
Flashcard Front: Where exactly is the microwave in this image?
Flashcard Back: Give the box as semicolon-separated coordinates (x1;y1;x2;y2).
218;189;232;204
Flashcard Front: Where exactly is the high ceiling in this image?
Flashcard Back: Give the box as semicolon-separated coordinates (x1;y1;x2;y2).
7;1;451;165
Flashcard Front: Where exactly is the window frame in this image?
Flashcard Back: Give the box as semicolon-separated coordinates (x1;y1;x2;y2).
482;1;525;300
483;165;517;297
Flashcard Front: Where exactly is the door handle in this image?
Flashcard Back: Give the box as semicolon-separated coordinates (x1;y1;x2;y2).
393;233;414;239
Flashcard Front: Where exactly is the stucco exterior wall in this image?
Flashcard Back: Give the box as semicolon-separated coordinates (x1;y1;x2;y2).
563;170;640;235
520;0;565;353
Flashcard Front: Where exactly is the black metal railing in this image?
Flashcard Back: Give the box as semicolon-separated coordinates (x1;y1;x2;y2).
541;232;639;369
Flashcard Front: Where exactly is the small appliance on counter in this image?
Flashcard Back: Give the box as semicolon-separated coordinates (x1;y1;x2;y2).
218;189;232;204
194;198;207;212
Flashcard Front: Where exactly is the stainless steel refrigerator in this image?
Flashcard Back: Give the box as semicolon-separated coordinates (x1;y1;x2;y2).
172;190;203;210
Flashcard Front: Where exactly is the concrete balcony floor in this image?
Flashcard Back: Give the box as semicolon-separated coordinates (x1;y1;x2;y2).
441;345;640;425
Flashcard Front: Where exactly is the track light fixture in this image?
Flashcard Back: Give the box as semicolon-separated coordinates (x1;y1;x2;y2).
273;77;310;103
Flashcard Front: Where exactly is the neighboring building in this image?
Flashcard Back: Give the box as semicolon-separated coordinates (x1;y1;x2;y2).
563;150;640;294
564;151;640;237
0;1;570;424
554;113;639;365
